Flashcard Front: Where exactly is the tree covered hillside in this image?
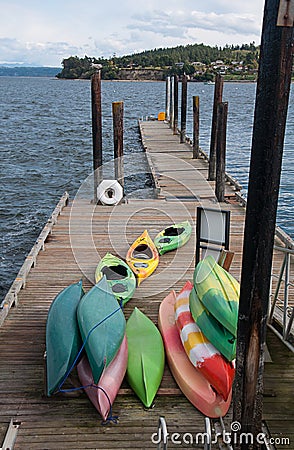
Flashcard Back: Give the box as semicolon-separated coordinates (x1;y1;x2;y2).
56;42;259;80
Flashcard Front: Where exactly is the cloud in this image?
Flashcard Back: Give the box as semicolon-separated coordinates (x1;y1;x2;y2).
0;38;82;66
0;0;264;66
129;9;261;41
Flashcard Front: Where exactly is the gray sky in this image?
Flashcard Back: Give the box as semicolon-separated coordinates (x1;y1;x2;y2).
0;0;265;67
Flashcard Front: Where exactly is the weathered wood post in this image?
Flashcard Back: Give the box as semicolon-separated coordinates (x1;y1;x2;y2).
112;101;124;188
208;74;223;180
180;74;188;143
165;76;171;122
173;74;178;135
91;71;103;202
192;96;200;159
169;76;174;129
233;0;294;447
215;102;228;202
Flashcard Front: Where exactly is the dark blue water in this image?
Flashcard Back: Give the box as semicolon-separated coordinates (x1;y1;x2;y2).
0;78;293;301
184;81;294;235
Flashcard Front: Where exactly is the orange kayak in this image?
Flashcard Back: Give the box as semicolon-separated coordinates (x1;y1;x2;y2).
158;290;232;418
126;230;159;285
174;281;235;401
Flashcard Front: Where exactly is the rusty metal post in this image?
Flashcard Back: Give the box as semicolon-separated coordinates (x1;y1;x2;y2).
233;0;294;447
91;71;103;202
112;101;124;188
180;74;187;143
215;102;228;202
208;74;223;180
193;96;200;159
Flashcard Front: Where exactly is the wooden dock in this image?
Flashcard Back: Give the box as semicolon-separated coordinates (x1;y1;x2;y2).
0;120;293;449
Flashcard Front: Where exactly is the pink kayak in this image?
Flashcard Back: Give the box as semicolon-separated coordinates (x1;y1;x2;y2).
77;335;128;421
174;281;235;401
158;290;232;418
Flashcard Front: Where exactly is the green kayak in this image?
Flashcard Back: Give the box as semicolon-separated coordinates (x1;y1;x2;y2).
46;280;84;396
95;253;136;306
126;307;165;407
77;276;126;384
194;255;239;337
189;287;236;361
154;220;192;255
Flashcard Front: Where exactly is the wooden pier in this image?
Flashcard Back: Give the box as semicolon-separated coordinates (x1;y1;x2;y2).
0;120;293;449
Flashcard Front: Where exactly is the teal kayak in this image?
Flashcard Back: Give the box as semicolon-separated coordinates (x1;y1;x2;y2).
154;220;192;255
189;287;236;361
126;307;165;407
77;276;126;384
46;280;84;396
95;253;136;306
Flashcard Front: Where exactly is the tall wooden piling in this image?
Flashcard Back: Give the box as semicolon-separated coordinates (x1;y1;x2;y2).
165;76;171;121
169;76;174;129
192;96;200;159
233;0;294;446
215;102;228;202
208;74;223;180
180;74;188;143
173;74;178;135
112;101;124;187
91;71;103;202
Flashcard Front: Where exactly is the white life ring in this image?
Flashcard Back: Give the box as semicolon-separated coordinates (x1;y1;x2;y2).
97;180;123;205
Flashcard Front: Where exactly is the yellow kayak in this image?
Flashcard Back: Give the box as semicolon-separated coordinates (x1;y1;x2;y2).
126;230;159;285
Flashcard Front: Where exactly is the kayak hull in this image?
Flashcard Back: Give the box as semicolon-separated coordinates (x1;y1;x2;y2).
77;335;128;421
46;280;84;396
174;281;235;401
158;290;232;418
126;307;165;407
77;276;126;384
194;255;239;336
189;287;236;361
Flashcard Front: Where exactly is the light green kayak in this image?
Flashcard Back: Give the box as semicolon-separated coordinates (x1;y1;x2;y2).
46;280;84;396
189;287;236;361
95;253;136;306
77;276;126;384
194;255;239;336
126;307;165;407
154;220;192;255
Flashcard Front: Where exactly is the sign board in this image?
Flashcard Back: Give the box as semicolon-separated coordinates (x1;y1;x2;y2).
195;207;230;265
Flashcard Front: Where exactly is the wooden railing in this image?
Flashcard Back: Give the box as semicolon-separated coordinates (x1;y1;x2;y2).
0;191;69;327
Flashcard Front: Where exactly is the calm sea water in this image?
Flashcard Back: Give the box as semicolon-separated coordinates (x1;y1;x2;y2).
0;77;293;301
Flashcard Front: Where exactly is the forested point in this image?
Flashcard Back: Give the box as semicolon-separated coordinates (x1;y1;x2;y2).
56;42;260;81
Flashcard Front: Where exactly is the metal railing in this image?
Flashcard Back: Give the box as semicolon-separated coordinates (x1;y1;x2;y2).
268;245;294;351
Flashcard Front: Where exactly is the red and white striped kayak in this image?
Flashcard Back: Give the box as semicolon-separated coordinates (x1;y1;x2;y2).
174;281;235;401
159;290;231;417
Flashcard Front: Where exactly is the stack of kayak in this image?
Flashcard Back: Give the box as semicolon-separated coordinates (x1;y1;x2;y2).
158;255;240;418
190;255;239;361
46;277;127;421
46;220;198;419
46;277;167;419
